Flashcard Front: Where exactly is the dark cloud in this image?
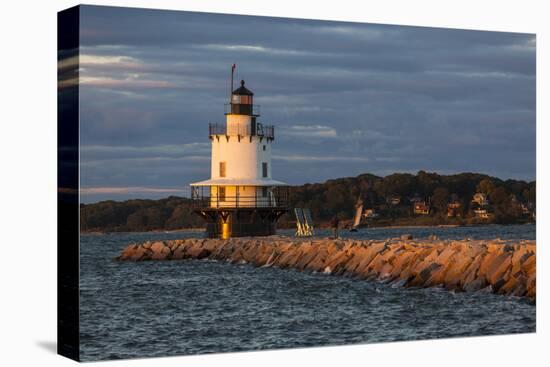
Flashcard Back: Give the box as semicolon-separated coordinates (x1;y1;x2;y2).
77;5;536;203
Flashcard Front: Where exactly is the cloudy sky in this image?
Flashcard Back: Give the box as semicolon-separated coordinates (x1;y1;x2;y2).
76;5;536;203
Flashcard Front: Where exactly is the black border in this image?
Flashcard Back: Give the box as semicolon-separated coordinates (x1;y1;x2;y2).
57;5;80;361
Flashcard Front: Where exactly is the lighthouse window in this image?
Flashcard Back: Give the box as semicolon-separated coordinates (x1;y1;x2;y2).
262;187;268;197
262;145;266;151
219;162;226;177
262;162;268;177
218;186;226;202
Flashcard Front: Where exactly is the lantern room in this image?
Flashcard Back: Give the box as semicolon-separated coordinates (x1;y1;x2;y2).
227;80;257;115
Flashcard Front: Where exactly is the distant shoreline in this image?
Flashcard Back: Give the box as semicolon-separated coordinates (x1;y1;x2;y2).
79;172;536;235
80;222;534;235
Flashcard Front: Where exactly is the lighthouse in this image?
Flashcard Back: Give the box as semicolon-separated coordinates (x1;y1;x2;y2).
190;73;289;239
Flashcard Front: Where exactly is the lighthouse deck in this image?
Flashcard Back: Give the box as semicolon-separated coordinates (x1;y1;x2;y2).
191;186;290;209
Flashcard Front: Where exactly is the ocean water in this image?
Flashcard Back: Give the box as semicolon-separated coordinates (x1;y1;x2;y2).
79;224;536;361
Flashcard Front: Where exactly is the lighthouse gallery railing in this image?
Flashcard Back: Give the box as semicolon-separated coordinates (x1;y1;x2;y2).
191;186;289;209
209;123;274;139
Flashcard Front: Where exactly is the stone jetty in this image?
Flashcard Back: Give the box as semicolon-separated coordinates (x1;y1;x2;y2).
118;236;536;300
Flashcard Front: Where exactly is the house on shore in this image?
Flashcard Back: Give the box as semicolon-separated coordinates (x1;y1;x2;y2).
520;203;532;216
474;207;493;219
447;201;462;217
472;192;489;207
413;201;430;215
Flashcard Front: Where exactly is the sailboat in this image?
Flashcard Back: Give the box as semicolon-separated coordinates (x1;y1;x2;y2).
350;196;363;232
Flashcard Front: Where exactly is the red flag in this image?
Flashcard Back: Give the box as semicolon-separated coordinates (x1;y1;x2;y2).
232;63;236;71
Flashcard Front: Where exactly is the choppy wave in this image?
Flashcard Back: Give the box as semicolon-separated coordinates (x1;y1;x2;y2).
79;224;535;361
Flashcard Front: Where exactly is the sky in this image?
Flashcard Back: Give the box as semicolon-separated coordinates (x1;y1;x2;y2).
75;5;536;203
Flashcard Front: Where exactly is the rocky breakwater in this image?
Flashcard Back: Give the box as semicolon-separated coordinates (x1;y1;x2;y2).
118;237;536;300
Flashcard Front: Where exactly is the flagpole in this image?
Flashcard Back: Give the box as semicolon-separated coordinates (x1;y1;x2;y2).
230;64;235;104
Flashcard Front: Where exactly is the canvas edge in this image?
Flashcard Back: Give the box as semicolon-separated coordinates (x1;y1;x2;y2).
57;4;80;362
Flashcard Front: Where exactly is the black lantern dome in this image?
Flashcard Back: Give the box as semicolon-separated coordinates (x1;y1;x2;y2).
228;80;258;115
232;80;254;96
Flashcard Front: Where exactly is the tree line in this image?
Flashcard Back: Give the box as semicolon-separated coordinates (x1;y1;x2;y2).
283;171;535;227
80;171;535;232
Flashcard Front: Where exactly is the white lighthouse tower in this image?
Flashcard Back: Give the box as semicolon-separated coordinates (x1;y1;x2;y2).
190;74;289;239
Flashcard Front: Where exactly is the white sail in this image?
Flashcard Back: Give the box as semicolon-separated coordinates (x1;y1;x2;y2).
352;201;363;228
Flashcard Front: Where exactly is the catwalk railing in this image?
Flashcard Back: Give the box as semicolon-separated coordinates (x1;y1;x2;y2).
209;123;274;139
191;186;289;209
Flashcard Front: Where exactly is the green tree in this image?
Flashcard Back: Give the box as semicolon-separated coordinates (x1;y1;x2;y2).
490;186;515;223
522;184;536;204
126;211;146;231
431;187;449;214
477;179;496;196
